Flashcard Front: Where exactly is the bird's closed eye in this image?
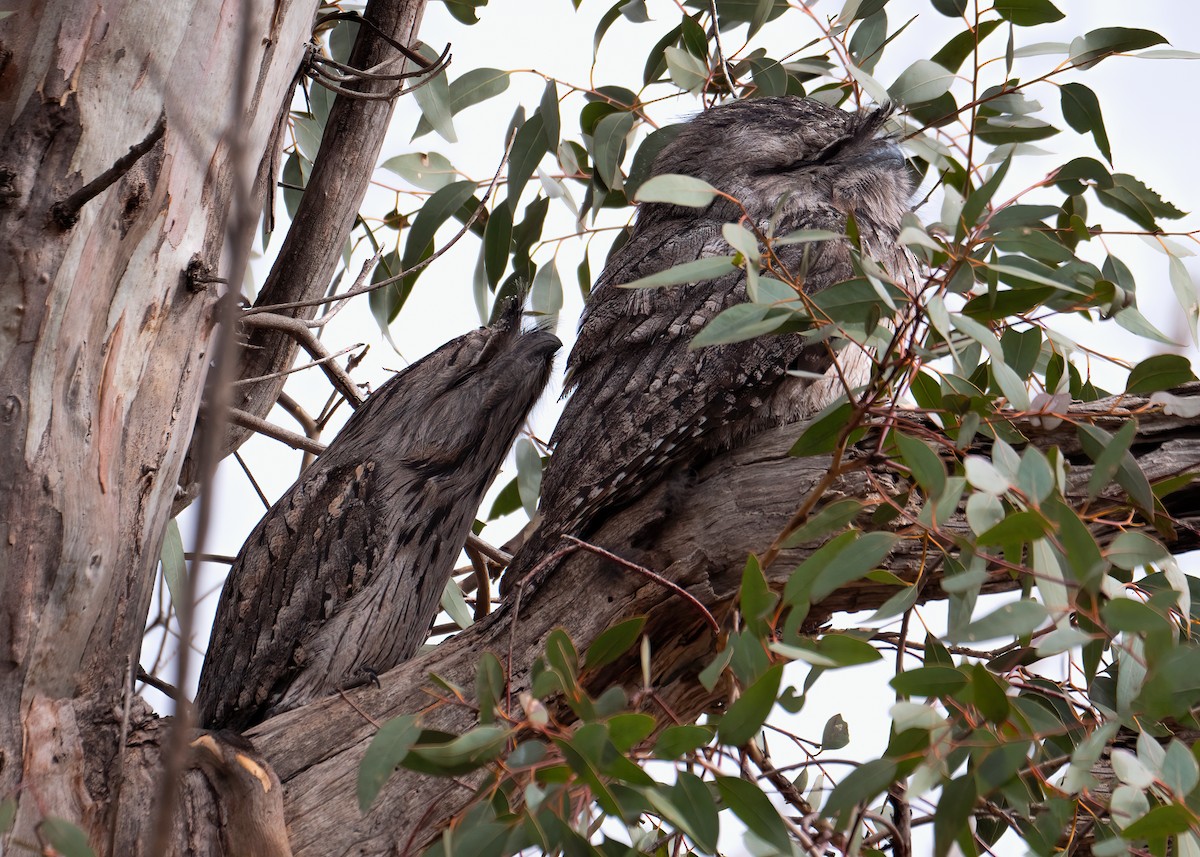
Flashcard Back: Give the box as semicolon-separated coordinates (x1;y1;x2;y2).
768;135;854;174
446;368;477;391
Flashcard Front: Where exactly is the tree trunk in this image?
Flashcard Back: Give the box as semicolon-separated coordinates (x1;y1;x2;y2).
0;0;328;850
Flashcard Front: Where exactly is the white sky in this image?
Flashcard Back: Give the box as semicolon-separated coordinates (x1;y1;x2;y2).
153;2;1200;852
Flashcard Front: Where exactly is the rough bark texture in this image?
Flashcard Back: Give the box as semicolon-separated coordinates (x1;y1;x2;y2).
0;0;318;849
176;0;429;507
239;386;1198;856
196;316;558;730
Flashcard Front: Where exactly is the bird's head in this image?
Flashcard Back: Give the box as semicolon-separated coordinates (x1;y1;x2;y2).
335;301;560;477
649;96;912;232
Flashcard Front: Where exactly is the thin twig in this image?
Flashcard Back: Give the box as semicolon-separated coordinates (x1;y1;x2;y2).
228;408;327;454
52;114;167;228
137;666;181;701
241;311;366;407
233;449;272;511
149;6;256;849
563;537;719;635
106;656;135;857
465;532;512;566
276;391;319;438
466;544;492;620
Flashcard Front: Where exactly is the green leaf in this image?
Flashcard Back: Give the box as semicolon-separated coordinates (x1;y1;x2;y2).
1114;306;1178;346
1060;82;1112;164
969;662;1010;724
1096;173;1186;231
699;644;733;692
380;151;459;191
717;664;782;746
507;114;548;212
358;714;421;811
1107;532;1168;571
1126;354;1197;393
626;125;685;199
608;713;656;753
889;58;956;105
994;0;1063;26
810;532;899;602
781;499;864;548
930;0;966;15
964;456;1010;496
669;772;720;852
1078;420;1152;511
160;517;186;612
413;68;510;138
487;476;520;520
789;401;854;457
545;628;580;684
439;578;473;630
739;554;776;628
591;110;635;191
1071;27;1168;68
406;725;511;775
617;255;736;290
817;633;883;667
891;666;968;697
1042;498;1105;588
39;818;96;857
531;258;563;318
948;600;1048;643
411;58;456;143
539;78;561;150
664;45;710;92
401;179;478;287
822;713;850;750
690;303;790;349
934;775;977;857
932;20;1001;71
584;616;646;669
475;652;504;725
716;776;792;854
655;724;714;758
1102;598;1170;634
895;432;947;498
634;173;720;207
1162;740;1200;797
824;758;898;819
482;202;511;288
975;510;1051;545
1121;804;1194;839
593;0;625;54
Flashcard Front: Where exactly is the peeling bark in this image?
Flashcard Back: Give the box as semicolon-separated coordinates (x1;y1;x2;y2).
0;0;318;849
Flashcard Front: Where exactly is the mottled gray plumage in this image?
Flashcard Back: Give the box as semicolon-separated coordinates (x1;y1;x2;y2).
197;308;559;730
502;96;912;593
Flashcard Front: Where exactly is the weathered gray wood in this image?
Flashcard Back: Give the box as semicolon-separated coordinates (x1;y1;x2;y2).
243;386;1200;856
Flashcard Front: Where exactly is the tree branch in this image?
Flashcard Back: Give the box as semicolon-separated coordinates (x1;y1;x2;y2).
239;385;1199;856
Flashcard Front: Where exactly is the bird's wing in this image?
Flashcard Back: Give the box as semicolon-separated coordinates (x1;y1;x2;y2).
537;213;852;538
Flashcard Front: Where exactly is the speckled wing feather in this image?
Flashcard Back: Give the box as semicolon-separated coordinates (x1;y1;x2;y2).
196;312;558;730
500;96;913;594
537;210;849;538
